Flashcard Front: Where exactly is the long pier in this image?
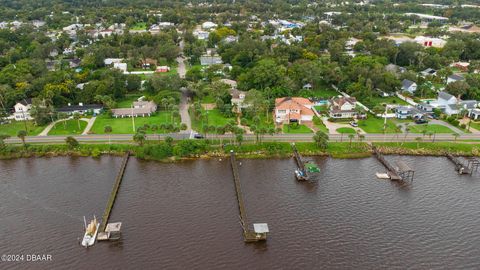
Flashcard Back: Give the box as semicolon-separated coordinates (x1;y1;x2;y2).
100;152;130;232
291;143;308;180
229;150;268;242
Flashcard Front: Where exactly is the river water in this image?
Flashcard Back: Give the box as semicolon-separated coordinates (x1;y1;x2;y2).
0;155;479;269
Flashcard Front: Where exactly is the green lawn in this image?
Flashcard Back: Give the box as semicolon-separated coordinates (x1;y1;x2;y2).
470;121;480;131
314;105;328;115
313;116;329;133
283;124;313;134
0;121;45;136
336;127;356;134
48;119;87;135
242;114;275;130
130;22;147;30
90;112;179;134
309;88;338;99
408;124;454;134
200;95;216;103
358;116;399;133
190;108;236;133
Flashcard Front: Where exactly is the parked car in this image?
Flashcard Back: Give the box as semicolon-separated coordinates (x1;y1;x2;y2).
193;133;204;139
415;118;428;124
350;121;358;127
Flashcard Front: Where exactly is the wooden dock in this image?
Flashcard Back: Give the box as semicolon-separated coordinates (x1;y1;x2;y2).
100;152;130;232
372;147;414;181
291;143;308;180
229;150;268;242
445;153;479;175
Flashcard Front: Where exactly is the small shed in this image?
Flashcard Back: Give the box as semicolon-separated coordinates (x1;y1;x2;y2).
253;223;269;239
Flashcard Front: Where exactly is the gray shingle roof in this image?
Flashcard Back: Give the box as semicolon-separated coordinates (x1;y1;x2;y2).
448;74;465;81
402;79;415;89
438;91;454;101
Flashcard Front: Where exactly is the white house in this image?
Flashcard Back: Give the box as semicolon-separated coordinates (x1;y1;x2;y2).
395;106;413;119
13;99;33;121
447;74;465;84
202;21;218;30
104;58;124;66
113;62;127;73
328;97;358;119
436;91;477;115
401;79;417;94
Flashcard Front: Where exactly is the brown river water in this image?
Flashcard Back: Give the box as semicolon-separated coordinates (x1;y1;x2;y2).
0;156;479;269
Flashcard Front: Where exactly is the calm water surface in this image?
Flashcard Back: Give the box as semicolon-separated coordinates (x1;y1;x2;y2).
0;155;479;269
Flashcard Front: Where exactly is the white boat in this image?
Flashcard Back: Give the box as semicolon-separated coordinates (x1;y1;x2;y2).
376;172;390;179
81;216;100;247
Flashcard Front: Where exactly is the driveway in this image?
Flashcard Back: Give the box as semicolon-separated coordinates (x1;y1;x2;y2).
322;118;365;134
38;117;93;136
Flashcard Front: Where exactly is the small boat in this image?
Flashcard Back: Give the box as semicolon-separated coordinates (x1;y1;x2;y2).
295;169;308;181
81;215;100;247
376;172;390;179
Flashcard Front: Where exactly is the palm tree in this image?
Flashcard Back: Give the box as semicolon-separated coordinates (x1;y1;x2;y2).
73;112;81;130
348;134;355;149
17;130;27;147
452;132;460;142
104;125;112;144
161;98;169;112
133;132;146;146
415;137;422;148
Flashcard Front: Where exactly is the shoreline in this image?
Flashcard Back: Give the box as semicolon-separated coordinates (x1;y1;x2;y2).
1;141;479;161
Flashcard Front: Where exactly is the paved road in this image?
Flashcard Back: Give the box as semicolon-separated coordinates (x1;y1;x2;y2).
4;132;480;144
176;39;192;131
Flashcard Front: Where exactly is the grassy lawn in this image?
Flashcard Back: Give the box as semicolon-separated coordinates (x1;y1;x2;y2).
116;94;143;108
314;105;328;115
283;124;313;134
90;112;179;134
242;114;274;130
48;119;87;135
358;116;399;133
336;127;356;134
408;124;454;134
313;116;329;133
309;88;339;99
130;22;147;30
200;95;216;103
470;121;480;131
0;121;45;136
190;108;236;133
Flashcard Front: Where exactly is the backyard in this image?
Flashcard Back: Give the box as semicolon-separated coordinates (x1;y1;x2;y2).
90;112;179;134
360;96;409;108
116;94;143;108
130;22;147;30
0;121;45;136
48;119;87;135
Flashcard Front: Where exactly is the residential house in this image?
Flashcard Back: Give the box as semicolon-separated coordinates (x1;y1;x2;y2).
202;21;218;30
328;96;358;119
193;30;209;40
111;101;157;118
395;106;413;119
200;55;223;66
56;103;103;115
274;97;314;124
13;99;33;121
113;62;127;73
67;58;81;68
420;68;437;77
230;89;248;112
417;102;434;112
140;58;157;69
302;83;312;90
469;108;480;120
385;64;407;77
436;91;477;115
155;66;170;73
104;58;123;66
447;74;465;84
401;79;417;94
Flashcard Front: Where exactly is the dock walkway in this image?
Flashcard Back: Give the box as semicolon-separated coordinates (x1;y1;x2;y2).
372;146;414;181
292;143;308;180
445;153;479;175
100;152;130;232
230;151;267;242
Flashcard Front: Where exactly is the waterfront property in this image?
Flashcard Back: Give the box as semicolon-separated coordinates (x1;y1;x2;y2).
274;97;314;124
328;96;358;119
111;101;157;118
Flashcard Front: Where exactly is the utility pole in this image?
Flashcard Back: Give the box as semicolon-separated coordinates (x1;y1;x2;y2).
131;104;135;132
